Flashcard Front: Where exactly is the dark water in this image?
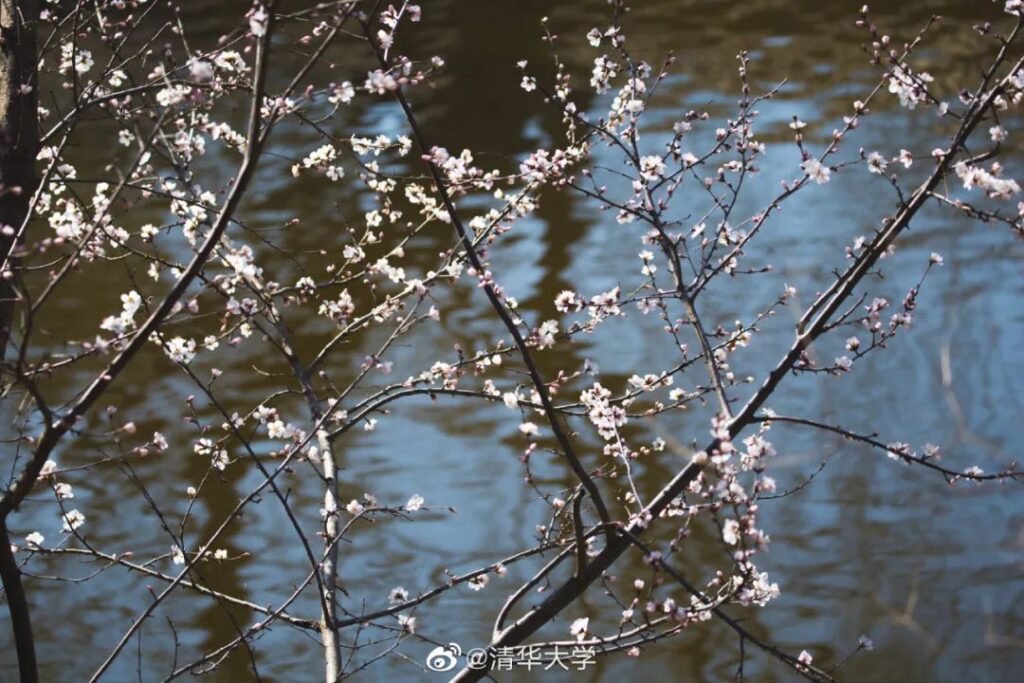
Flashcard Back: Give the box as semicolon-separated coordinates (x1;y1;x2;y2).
4;1;1023;681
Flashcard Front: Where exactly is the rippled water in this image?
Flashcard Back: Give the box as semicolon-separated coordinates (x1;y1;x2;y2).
4;1;1023;681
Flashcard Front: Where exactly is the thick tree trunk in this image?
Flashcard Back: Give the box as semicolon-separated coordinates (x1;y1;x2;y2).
0;3;40;682
0;0;39;357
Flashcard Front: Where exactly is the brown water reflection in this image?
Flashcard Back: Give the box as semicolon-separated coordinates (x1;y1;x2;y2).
4;1;1023;681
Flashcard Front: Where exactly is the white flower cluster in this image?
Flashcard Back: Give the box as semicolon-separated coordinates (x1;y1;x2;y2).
519;147;582;185
292;144;344;181
887;65;933;110
59;43;94;75
588;287;622;322
639;155;666;181
164;337;197;365
581;383;627;441
590;55;620;94
194;438;229;471
954;160;1020;199
801;158;831;185
318;289;355;324
329;81;355;105
100;291;143;335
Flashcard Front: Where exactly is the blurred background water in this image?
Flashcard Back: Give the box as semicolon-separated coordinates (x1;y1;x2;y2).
3;1;1023;681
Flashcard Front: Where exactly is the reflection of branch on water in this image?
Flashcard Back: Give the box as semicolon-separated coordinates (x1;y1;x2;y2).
983;595;1024;650
870;571;942;653
939;342;1013;465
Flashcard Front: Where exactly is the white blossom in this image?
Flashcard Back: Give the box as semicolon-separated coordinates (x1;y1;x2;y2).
801;158;831;184
866;151;888;174
518;422;539;437
61;509;86;532
569;617;590;641
164;337;197;365
639;155;665;180
249;4;269;36
722;519;740;545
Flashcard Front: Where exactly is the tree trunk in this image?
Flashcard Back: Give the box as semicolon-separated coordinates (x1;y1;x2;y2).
0;0;39;357
0;3;41;681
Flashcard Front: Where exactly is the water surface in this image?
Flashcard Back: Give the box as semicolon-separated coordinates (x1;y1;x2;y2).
4;1;1023;681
